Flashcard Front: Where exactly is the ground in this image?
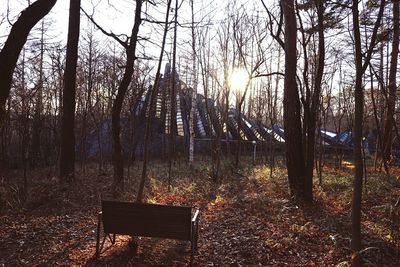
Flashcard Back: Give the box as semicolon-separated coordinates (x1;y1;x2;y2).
0;158;399;266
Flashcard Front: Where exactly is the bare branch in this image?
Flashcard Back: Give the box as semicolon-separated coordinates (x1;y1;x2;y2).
253;71;285;78
261;0;285;49
361;0;386;73
81;7;128;48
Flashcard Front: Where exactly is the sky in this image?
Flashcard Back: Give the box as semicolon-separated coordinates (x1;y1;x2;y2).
0;0;263;43
0;0;303;113
0;0;275;58
1;0;399;124
1;0;143;45
0;0;353;108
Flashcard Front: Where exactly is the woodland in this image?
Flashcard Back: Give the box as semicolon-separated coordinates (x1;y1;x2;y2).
0;0;399;266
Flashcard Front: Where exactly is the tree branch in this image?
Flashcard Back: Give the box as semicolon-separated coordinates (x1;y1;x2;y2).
261;0;285;49
81;7;128;48
361;0;386;73
253;71;285;78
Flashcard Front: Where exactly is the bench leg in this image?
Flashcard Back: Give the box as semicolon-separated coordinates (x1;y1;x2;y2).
96;212;114;258
109;234;116;245
96;236;100;258
96;213;102;258
190;218;199;264
191;217;199;253
191;240;194;256
190;240;194;267
195;219;199;251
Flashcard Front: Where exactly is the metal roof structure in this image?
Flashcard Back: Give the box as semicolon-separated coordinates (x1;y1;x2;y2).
82;67;362;158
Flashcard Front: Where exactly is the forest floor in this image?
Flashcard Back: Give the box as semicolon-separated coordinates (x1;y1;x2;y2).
0;157;399;266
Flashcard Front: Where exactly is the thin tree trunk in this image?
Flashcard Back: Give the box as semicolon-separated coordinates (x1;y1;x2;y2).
80;30;95;172
235;101;243;168
189;0;197;168
137;0;172;202
369;66;389;174
303;1;325;202
382;0;399;166
31;20;45;168
270;47;281;178
351;1;385;264
20;50;29;200
167;0;179;188
111;0;142;196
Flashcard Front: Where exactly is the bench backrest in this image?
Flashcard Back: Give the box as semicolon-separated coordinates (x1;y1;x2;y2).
101;200;192;240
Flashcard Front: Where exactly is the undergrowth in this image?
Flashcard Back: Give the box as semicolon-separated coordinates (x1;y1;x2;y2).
0;156;399;265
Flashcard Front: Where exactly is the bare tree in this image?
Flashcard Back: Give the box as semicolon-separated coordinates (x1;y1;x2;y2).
0;0;57;127
295;1;326;202
350;0;385;264
281;0;306;198
167;0;179;188
59;0;81;182
83;0;143;195
382;0;399;167
188;0;197;167
111;0;143;195
137;0;173;202
30;19;46;168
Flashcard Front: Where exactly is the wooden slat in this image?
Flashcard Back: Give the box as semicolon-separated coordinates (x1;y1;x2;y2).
101;201;192;240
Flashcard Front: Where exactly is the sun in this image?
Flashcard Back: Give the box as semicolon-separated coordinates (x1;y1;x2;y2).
229;68;249;93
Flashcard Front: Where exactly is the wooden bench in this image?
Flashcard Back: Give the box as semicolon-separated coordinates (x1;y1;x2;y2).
96;200;200;259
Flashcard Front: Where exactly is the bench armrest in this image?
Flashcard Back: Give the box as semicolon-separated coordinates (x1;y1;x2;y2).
191;209;200;223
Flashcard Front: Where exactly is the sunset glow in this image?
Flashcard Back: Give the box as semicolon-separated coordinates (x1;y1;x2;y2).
229;68;249;93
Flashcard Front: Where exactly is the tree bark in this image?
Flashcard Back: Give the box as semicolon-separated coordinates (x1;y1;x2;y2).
0;0;57;127
351;1;385;264
59;0;81;182
31;20;46;168
189;0;197;167
281;0;305;198
382;0;399;165
351;1;364;258
167;0;179;188
112;0;143;195
137;0;172;202
303;1;325;202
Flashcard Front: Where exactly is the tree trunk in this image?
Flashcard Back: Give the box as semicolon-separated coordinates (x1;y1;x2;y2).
351;1;385;264
303;1;325;202
112;0;143;196
0;0;57;127
382;0;399;165
235;101;243;168
189;0;197;167
351;10;364;262
137;0;172;202
167;0;179;188
31;20;45;168
282;0;305;198
59;0;81;182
